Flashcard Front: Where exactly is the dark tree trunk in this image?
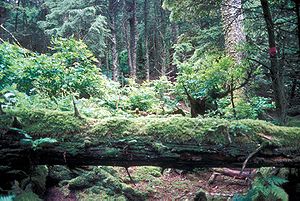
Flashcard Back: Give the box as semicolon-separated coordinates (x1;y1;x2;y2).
260;0;287;124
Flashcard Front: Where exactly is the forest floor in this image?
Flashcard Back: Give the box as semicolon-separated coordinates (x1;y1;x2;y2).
117;167;249;200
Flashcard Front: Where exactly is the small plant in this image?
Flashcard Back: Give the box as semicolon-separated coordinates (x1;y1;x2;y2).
233;173;288;201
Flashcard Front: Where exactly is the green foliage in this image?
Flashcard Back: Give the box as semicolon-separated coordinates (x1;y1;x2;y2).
14;192;42;201
32;138;58;150
218;96;275;119
39;0;109;58
0;38;109;98
233;174;288;201
125;80;160;112
0;195;15;201
115;77;177;113
175;50;249;100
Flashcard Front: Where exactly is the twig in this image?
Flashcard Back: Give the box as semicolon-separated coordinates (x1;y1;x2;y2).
0;24;21;46
240;144;264;175
125;167;136;186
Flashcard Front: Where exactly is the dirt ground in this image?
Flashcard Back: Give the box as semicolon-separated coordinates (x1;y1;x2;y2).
118;167;249;200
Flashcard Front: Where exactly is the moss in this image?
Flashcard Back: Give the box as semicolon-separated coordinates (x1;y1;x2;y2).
48;165;75;182
20;166;48;196
0;114;12;133
287;116;300;127
91;117;230;144
6;108;87;136
64;167;146;200
77;190;127;201
103;148;120;157
14;191;42;201
235;119;300;147
131;166;162;182
1;109;299;149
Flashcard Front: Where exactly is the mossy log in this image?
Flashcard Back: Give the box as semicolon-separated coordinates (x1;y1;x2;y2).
1;109;300;169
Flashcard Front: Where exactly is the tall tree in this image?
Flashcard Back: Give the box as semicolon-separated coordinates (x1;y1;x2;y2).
220;0;246;63
127;0;138;79
39;0;109;60
144;0;150;80
108;0;119;81
260;0;287;124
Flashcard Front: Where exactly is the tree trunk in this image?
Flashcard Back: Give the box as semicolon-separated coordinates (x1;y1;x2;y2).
128;0;138;79
220;0;246;63
144;0;150;81
14;0;21;32
122;0;133;76
109;0;119;81
1;129;300;169
1;111;300;169
260;0;287;124
159;0;167;76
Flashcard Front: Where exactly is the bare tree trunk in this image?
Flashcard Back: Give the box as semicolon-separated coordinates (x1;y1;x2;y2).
144;0;150;81
14;0;20;32
109;0;119;81
122;0;132;77
128;0;138;79
260;0;287;124
220;0;246;63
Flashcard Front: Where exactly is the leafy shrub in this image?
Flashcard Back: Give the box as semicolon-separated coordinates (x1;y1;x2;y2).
219;96;274;119
0;38;110;98
175;51;249;101
121;77;177;113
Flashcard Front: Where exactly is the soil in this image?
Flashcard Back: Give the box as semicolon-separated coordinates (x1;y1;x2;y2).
119;167;249;200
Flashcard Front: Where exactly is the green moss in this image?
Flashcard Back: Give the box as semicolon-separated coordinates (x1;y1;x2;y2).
0;114;12;133
104;148;120;157
14;191;42;201
91;117;230;144
132;166;162;182
65;167;146;200
1;109;299;149
287;116;300;127
235;119;300;146
4;108;87;136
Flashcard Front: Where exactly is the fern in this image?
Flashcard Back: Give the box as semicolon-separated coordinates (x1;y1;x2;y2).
0;195;15;201
233;174;288;201
271;185;289;201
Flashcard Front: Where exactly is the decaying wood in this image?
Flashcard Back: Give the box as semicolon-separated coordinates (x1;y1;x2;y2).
1;129;300;170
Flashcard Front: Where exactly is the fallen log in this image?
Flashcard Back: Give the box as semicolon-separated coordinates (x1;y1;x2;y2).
1;109;300;169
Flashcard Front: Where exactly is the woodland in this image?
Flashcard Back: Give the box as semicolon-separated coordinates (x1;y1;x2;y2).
0;0;300;200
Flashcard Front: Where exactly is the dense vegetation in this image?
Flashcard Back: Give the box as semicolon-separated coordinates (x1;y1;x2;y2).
0;0;300;200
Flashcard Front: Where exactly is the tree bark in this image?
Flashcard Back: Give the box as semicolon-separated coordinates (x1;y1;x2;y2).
144;0;150;81
109;0;119;81
260;0;287;124
122;0;133;76
128;0;138;79
14;0;21;32
220;0;246;63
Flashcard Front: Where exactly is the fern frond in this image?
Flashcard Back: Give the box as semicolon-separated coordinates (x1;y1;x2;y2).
270;185;288;201
267;176;288;186
0;195;15;201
